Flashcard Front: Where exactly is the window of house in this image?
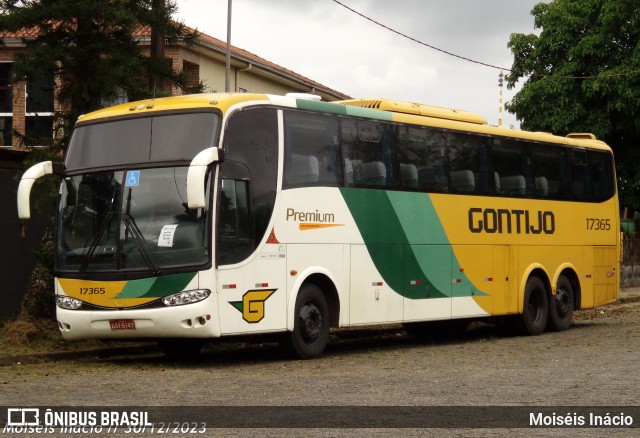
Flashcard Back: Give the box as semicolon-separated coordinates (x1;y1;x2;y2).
25;75;55;146
100;86;128;108
0;63;12;147
183;60;200;91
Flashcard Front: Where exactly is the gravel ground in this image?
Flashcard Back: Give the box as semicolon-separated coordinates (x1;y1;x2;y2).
1;294;639;437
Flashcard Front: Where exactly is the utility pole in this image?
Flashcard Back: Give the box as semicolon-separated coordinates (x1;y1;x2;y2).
498;70;504;128
225;0;232;92
498;70;504;127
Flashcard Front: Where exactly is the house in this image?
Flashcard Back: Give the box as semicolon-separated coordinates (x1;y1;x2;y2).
0;25;349;149
0;24;349;319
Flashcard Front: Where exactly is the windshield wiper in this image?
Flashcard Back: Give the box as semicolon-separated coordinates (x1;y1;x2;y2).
80;185;159;274
79;211;114;273
79;182;121;273
120;187;160;274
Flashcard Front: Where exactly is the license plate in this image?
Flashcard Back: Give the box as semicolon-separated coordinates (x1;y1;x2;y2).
109;319;136;330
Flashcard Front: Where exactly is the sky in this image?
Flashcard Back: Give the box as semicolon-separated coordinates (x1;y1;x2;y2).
175;0;541;128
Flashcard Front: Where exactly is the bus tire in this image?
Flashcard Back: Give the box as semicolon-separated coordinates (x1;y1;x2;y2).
284;283;330;359
157;338;205;360
548;275;574;332
516;276;548;336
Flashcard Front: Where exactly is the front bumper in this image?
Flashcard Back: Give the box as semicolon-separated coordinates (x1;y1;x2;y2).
56;294;220;341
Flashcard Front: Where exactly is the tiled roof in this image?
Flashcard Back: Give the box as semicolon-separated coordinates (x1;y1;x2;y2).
0;27;39;39
172;26;349;99
2;24;350;99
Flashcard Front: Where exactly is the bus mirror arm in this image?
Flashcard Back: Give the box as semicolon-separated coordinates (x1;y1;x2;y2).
17;160;65;226
187;147;224;209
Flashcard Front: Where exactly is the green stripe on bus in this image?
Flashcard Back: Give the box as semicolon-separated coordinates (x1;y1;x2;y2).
343;105;393;121
117;277;156;298
116;272;196;299
340;189;485;299
296;99;348;115
295;99;393;121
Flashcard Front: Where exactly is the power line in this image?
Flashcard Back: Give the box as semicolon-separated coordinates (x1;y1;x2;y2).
331;0;640;82
331;0;507;72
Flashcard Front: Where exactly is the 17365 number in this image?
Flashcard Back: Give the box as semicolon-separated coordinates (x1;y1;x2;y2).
586;218;611;231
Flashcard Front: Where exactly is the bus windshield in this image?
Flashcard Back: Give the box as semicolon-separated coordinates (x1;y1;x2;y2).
56;167;209;274
66;111;219;171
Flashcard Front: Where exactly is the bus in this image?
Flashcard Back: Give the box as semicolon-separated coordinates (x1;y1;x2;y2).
17;93;620;359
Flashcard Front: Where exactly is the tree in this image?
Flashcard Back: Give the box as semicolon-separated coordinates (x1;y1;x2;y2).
0;0;202;320
0;0;201;152
506;0;640;209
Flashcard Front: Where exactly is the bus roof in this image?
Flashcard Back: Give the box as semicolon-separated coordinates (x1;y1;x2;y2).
76;93;611;152
335;98;488;125
77;93;271;123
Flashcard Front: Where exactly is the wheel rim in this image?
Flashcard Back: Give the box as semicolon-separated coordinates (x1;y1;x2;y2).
299;301;323;344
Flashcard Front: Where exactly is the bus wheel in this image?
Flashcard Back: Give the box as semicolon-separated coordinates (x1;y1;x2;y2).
516;276;548;336
284;284;330;359
548;276;574;332
157;338;205;360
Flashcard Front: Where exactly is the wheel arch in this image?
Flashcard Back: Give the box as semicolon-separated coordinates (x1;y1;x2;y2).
553;265;581;310
287;268;340;331
519;264;551;313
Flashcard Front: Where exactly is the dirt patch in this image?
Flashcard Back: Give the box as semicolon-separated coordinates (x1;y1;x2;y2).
1;298;638;437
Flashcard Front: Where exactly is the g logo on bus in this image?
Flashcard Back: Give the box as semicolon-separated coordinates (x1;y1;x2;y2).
229;289;276;323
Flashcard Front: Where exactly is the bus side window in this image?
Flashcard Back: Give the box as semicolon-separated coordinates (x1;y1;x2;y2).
448;132;491;194
558;148;573;199
570;149;590;200
223;108;278;251
588;150;615;201
530;144;571;200
491;139;529;197
342;119;365;187
283;111;341;187
342;119;398;188
397;126;445;192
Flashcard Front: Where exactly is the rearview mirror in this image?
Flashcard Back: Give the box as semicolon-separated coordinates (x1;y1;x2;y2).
187;147;224;209
17;161;65;220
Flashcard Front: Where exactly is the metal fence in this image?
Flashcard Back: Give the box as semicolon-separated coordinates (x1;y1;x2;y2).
622;234;640;287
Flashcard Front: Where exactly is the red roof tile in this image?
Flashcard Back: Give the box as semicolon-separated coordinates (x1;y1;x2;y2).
2;23;349;99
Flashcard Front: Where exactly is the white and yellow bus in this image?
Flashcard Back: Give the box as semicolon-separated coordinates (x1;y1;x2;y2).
17;93;619;359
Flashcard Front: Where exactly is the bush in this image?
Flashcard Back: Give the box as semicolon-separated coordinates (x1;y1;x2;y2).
20;216;56;320
2;318;44;345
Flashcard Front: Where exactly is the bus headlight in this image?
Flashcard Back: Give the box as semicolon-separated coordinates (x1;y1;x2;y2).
162;289;210;306
56;295;82;310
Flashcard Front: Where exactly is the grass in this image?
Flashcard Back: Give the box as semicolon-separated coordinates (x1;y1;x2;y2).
2;290;637;359
0;317;135;358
